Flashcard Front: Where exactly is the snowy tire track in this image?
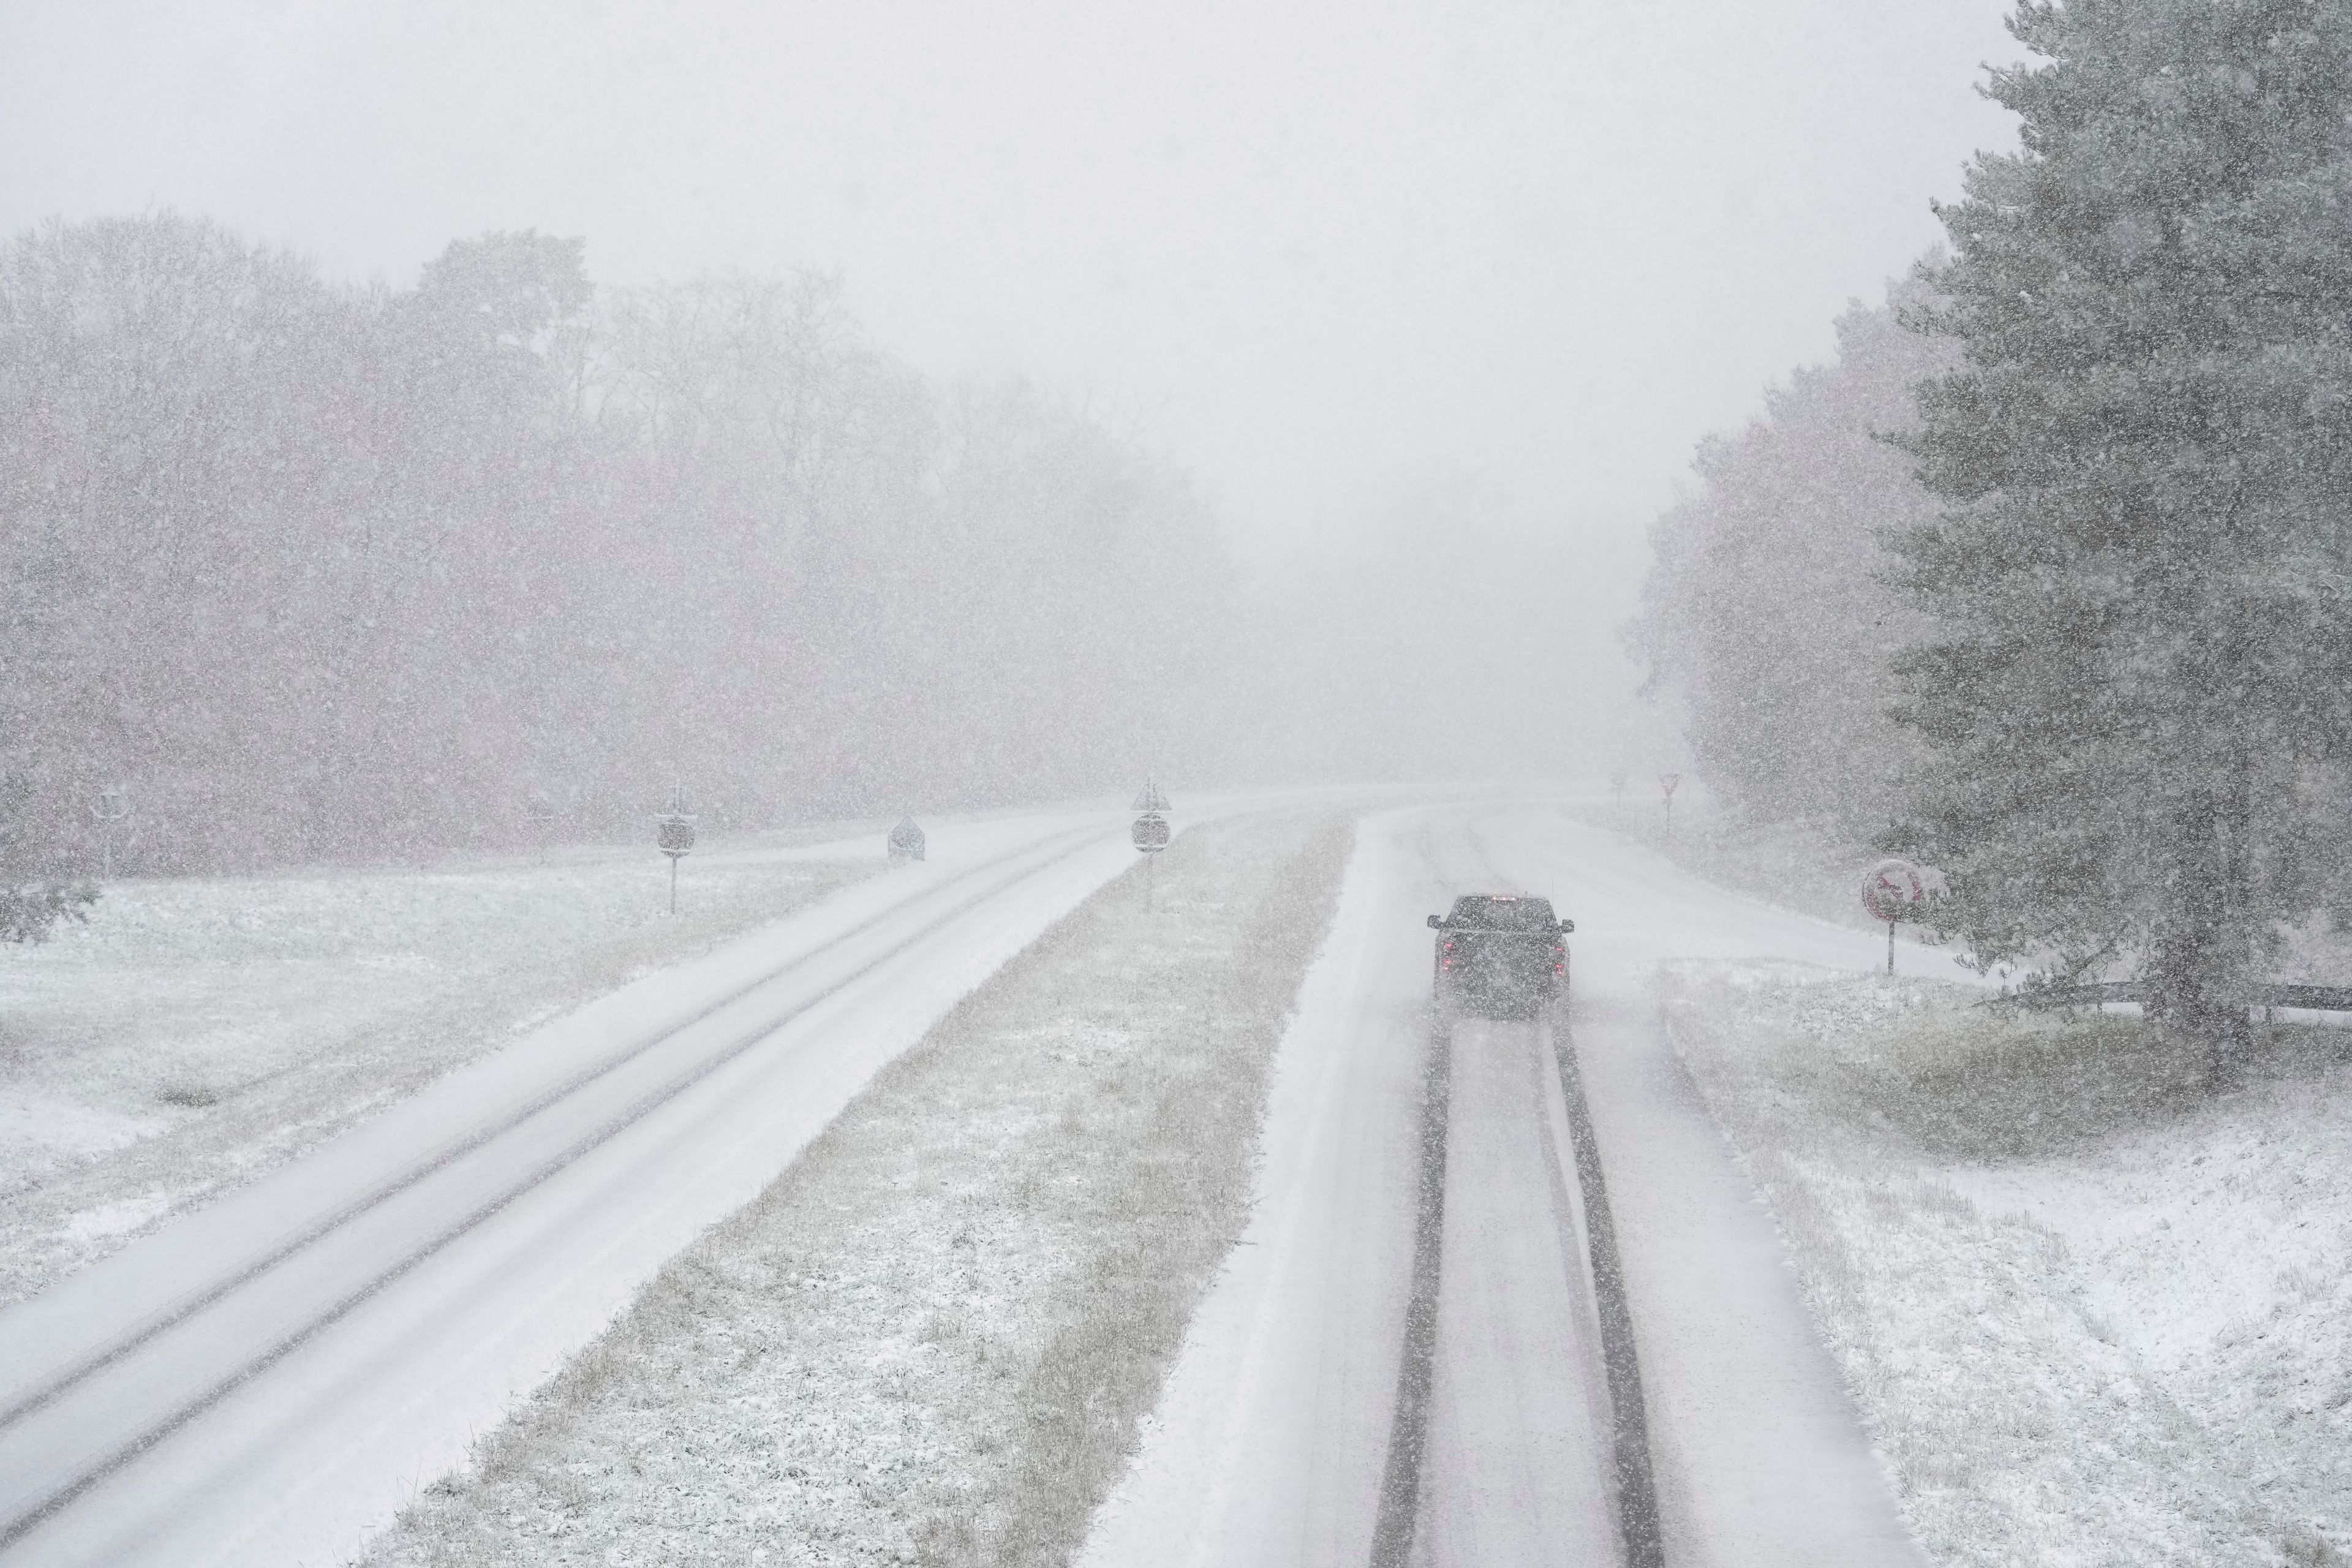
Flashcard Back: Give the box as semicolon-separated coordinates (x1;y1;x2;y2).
1546;1017;1665;1568
1374;1007;1664;1566
1367;1019;1450;1567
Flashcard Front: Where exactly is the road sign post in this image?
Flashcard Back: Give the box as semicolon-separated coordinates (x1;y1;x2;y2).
88;787;130;881
526;790;560;865
1131;791;1170;910
1861;858;1945;974
1659;772;1681;835
656;784;696;916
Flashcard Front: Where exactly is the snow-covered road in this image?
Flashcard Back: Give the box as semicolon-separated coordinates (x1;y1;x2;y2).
1415;1014;1618;1564
0;810;1150;1568
1082;802;1950;1567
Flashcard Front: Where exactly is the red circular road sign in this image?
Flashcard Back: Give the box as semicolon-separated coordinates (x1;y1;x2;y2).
1861;858;1944;922
1131;812;1170;854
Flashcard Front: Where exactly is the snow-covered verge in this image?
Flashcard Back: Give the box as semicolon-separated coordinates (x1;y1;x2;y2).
0;842;879;1305
1662;965;2352;1567
1574;798;2352;989
1567;799;1883;934
362;807;1355;1568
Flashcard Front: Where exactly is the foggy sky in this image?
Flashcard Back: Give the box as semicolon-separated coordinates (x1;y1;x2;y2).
0;1;2018;561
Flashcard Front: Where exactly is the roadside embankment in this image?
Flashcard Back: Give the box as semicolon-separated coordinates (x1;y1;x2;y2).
0;841;878;1305
1565;801;1882;935
1663;964;2352;1567
364;807;1354;1568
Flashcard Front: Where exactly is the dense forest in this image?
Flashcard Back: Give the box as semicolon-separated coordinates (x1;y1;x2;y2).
0;211;1617;917
0;214;1237;881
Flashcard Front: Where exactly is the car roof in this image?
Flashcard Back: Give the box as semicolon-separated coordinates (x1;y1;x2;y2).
1447;894;1556;925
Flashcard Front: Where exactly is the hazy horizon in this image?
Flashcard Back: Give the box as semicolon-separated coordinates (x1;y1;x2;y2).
0;1;2021;558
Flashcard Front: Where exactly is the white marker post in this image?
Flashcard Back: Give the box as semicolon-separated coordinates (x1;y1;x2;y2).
656;784;696;916
526;790;560;866
88;787;130;881
1131;778;1172;910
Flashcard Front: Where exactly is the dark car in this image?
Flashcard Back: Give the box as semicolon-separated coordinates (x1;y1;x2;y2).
1428;894;1573;1019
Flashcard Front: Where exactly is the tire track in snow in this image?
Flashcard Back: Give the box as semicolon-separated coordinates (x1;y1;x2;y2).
1547;1016;1666;1568
1460;806;1664;1566
1390;808;1663;1567
1368;1016;1451;1567
1369;812;1521;1565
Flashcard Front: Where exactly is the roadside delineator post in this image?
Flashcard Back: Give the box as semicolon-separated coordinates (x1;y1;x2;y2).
526;790;561;866
1131;778;1172;910
88;786;130;881
656;783;696;916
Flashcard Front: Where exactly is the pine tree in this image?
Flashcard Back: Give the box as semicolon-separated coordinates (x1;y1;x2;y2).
1894;0;2352;1062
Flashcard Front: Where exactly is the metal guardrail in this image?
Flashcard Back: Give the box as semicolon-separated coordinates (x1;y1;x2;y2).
1999;981;2352;1012
1996;981;2143;1009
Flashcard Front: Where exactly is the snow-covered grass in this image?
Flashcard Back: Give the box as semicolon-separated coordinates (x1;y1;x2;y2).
1579;795;2352;989
1569;799;1884;933
0;841;878;1305
361;807;1354;1568
1663;965;2352;1567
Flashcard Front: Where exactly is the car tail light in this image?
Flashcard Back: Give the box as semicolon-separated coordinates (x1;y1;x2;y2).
1554;944;1566;975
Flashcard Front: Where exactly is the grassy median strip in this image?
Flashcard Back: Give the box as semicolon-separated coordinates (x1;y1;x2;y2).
366;807;1355;1568
1663;965;2352;1568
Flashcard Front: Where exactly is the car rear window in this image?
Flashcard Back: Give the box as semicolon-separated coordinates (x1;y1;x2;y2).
1448;896;1556;931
